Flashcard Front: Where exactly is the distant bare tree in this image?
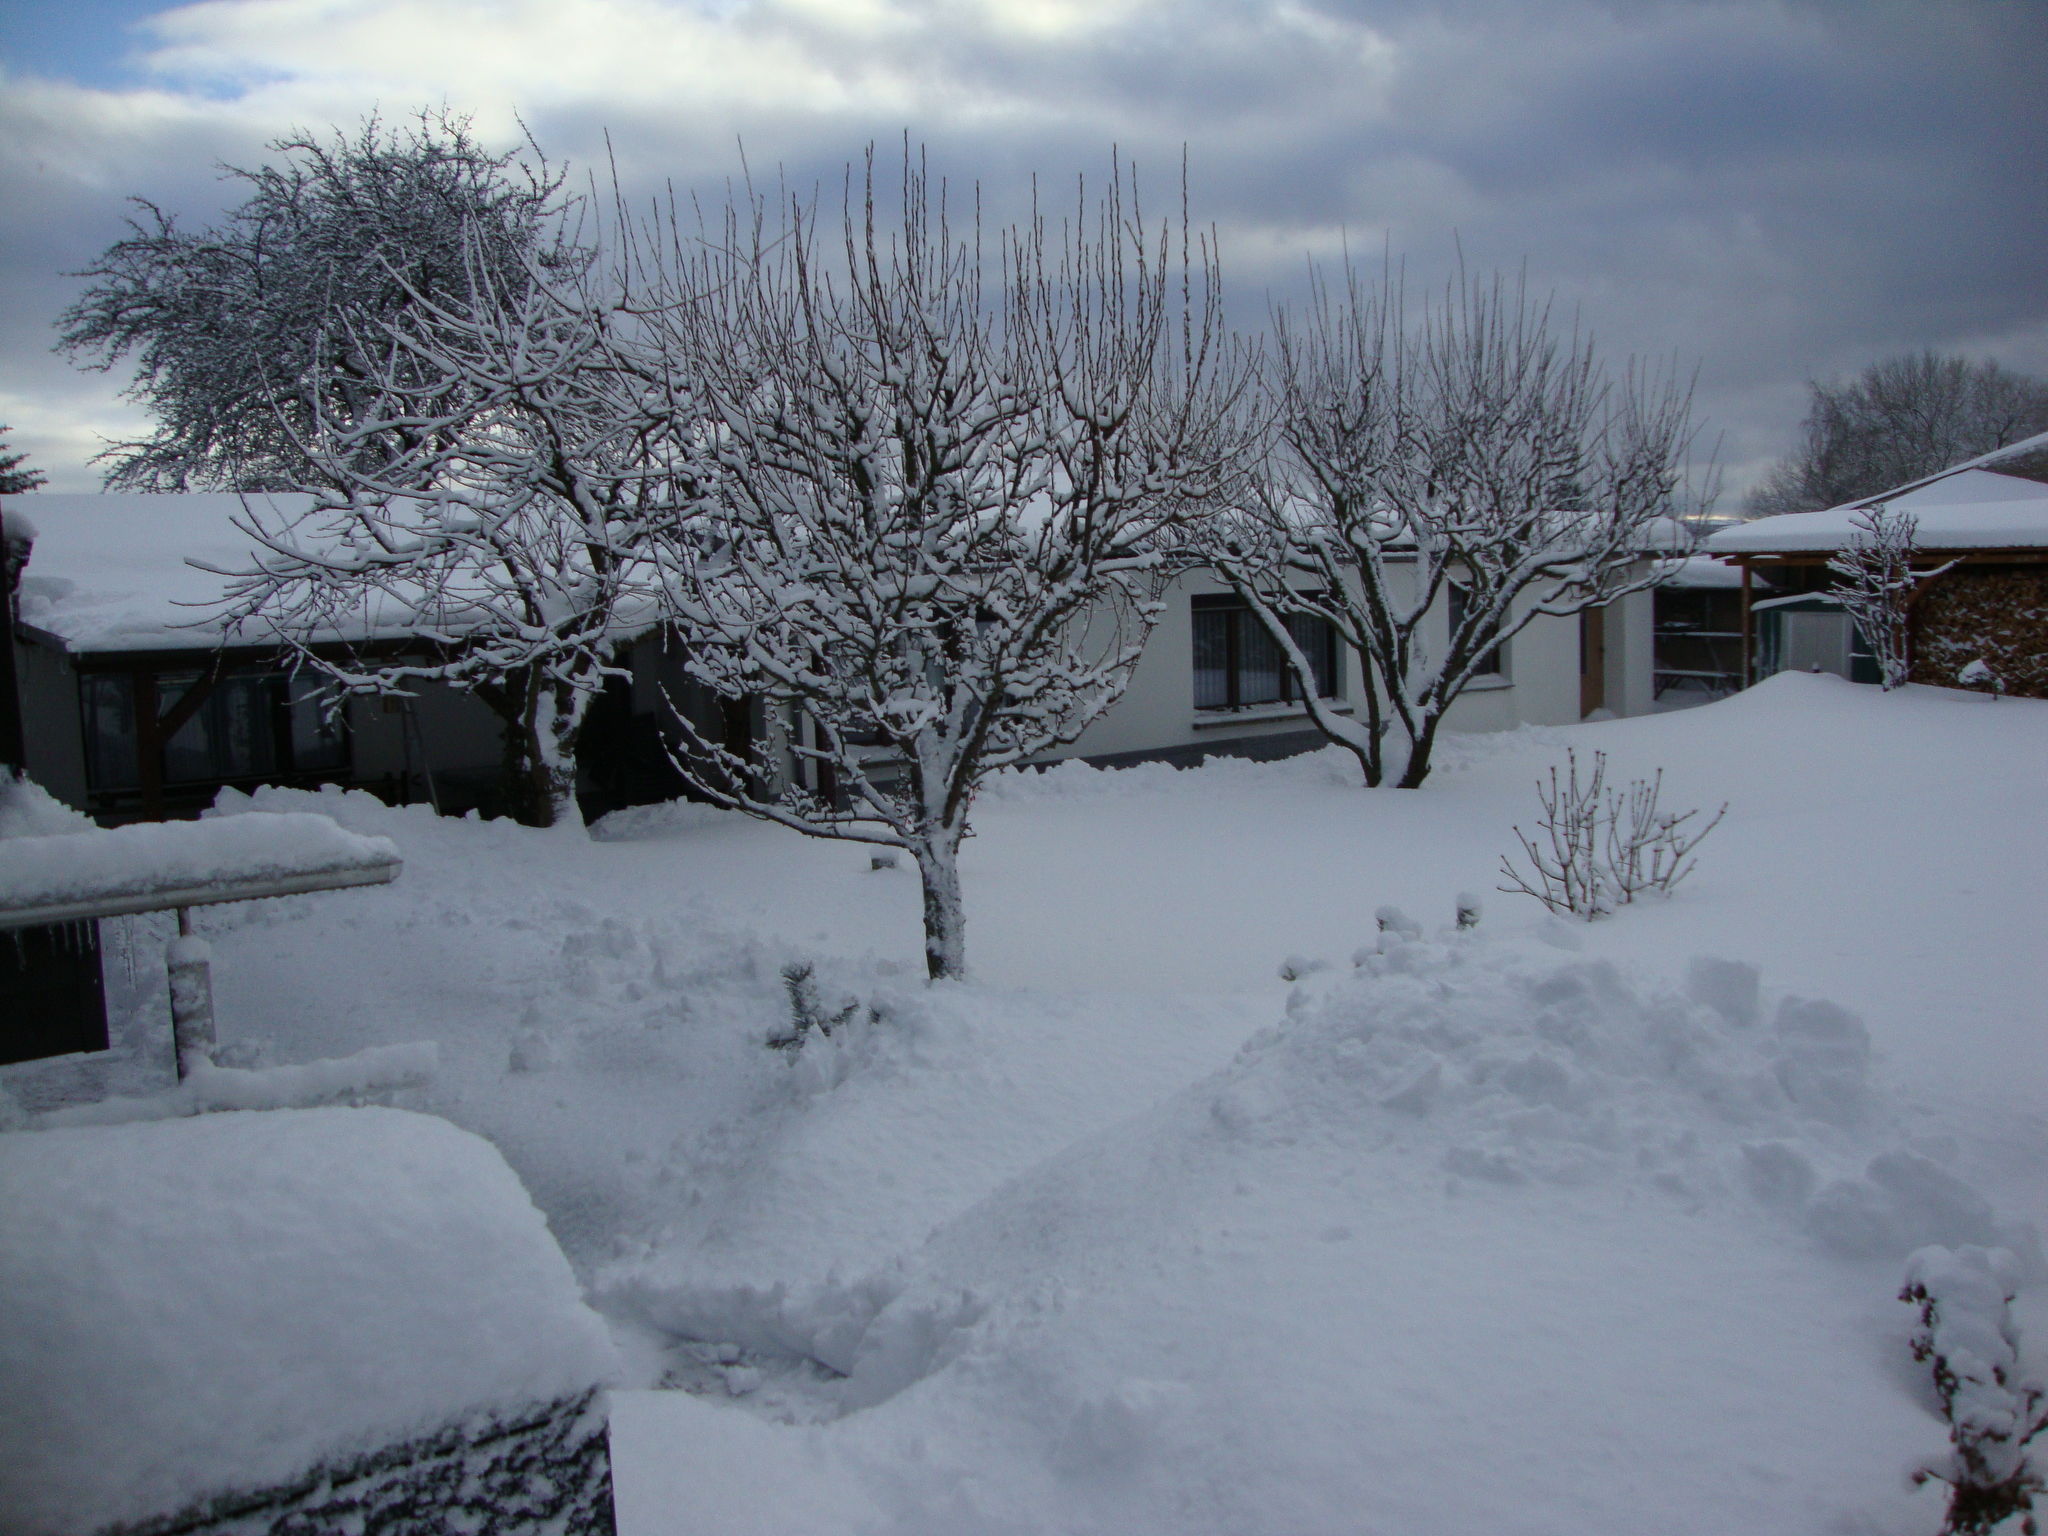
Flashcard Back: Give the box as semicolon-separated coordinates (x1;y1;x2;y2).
1747;352;2048;517
1212;262;1700;788
644;152;1252;978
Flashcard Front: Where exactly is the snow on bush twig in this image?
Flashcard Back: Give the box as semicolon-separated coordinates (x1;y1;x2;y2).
1826;502;1959;692
1901;1244;2048;1535
1497;749;1725;919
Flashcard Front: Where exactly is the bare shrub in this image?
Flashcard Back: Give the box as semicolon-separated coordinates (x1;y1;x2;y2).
1497;749;1725;919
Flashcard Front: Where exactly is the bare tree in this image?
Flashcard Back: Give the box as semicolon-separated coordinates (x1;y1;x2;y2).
1825;502;1956;691
57;110;578;493
644;152;1250;978
211;240;686;829
1212;263;1700;788
1747;352;2048;518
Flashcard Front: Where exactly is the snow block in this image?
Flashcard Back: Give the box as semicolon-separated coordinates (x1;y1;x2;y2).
0;1107;620;1536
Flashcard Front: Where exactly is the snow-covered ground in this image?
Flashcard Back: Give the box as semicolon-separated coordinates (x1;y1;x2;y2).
8;673;2043;1534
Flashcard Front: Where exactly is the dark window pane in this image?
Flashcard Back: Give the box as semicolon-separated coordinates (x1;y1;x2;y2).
160;672;212;783
80;675;138;792
1286;614;1337;698
1193;608;1232;708
1238;616;1284;705
164;674;280;784
288;674;349;772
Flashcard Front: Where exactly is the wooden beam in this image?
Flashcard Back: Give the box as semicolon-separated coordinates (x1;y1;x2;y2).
134;671;163;821
1739;562;1753;687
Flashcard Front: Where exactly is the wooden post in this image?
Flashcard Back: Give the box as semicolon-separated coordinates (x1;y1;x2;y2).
1739;562;1753;688
167;905;216;1077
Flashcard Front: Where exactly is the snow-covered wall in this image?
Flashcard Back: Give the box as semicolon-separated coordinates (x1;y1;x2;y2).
0;1106;619;1536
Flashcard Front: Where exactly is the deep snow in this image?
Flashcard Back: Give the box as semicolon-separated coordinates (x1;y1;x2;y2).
3;672;2043;1533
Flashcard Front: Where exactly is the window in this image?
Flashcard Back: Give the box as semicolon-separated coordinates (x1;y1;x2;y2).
1192;597;1339;710
1446;583;1507;679
80;669;349;797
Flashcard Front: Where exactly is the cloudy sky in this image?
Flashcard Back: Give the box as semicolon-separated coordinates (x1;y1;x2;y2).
2;0;2043;501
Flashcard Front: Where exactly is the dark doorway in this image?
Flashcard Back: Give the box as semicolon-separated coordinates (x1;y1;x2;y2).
1;921;110;1065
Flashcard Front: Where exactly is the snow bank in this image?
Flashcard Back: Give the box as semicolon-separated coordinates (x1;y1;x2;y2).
30;1042;439;1127
610;933;2032;1535
0;1107;619;1536
0;811;398;923
0;774;93;840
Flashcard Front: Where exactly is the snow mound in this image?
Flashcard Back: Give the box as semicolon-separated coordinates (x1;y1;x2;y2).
610;935;2032;1534
1202;932;2029;1262
0;773;93;840
0;1107;619;1536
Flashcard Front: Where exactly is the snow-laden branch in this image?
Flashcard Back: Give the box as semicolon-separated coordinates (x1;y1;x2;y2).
207;224;700;828
638;148;1257;978
1210;261;1705;787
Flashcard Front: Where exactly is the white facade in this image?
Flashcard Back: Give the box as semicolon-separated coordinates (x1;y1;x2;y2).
1051;565;1654;768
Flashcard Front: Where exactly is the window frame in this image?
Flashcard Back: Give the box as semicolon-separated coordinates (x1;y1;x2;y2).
1445;581;1509;681
1191;594;1341;711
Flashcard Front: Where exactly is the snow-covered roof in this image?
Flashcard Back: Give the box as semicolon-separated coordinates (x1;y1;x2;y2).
4;492;313;653
1708;451;2048;559
5;491;670;657
1658;554;1746;589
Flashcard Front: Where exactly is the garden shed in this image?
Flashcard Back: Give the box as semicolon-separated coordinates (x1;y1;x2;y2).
1707;432;2048;696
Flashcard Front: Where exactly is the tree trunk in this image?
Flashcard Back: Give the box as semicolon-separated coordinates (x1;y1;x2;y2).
913;835;967;981
480;663;588;830
1394;713;1440;789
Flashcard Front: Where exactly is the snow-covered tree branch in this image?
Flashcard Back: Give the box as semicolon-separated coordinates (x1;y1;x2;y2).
57;111;579;494
211;232;694;828
1211;262;1702;787
642;149;1253;978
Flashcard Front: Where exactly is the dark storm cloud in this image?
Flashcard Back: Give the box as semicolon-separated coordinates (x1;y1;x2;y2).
1;0;2042;495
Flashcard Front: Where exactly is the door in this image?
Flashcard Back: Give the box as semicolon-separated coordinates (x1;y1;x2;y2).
1780;611;1852;678
1579;606;1607;717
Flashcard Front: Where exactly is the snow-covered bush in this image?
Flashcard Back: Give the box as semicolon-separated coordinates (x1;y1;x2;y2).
1827;502;1956;692
1498;749;1725;919
1959;658;2006;699
1901;1244;2047;1534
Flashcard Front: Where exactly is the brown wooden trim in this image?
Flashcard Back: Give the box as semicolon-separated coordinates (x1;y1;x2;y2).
1719;547;2048;569
1739;564;1752;687
156;663;226;743
135;672;163;820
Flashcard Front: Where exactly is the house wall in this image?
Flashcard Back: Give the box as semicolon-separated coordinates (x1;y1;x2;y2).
15;639;89;809
1057;568;1376;765
1056;567;1651;769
